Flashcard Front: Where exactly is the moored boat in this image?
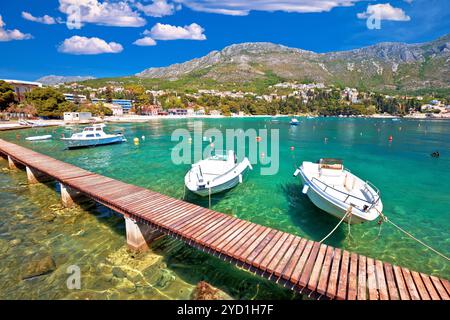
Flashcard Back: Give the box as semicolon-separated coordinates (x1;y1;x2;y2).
293;158;382;224
26;135;52;141
290;118;300;125
61;124;126;149
185;150;252;196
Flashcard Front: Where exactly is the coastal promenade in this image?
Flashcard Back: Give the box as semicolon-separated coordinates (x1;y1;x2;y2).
0;138;448;300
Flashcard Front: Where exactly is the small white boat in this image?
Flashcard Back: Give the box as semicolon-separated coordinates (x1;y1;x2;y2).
294;158;382;224
185;150;252;196
392;118;401;122
61;124;126;149
26;135;52;141
290;118;300;125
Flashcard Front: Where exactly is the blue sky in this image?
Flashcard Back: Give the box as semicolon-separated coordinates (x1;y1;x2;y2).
0;0;449;81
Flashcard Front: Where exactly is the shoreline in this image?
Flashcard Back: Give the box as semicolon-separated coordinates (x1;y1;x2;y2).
1;114;449;131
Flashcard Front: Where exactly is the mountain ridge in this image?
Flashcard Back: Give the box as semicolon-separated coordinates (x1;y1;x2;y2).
37;75;96;85
135;34;450;92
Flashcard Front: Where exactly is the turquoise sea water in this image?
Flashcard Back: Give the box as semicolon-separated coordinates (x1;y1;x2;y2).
0;117;449;299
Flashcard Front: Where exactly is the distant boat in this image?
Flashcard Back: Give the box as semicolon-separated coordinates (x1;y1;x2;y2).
306;116;315;119
61;124;126;149
26;135;52;141
293;158;382;224
185;150;252;196
392;118;401;122
290;118;300;125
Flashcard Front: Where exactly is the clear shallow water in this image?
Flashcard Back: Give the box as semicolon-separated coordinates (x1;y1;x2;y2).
0;117;449;299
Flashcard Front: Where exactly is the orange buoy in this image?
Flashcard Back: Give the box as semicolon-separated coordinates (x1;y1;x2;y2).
290;146;295;151
388;135;393;141
256;136;262;142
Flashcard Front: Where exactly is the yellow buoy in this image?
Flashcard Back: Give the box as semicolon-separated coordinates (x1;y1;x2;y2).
133;137;139;145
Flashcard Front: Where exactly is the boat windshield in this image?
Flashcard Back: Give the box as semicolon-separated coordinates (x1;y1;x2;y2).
319;158;343;170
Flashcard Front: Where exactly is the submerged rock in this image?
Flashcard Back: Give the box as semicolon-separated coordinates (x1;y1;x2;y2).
9;238;22;247
21;255;56;280
112;266;127;279
191;281;233;300
41;213;56;222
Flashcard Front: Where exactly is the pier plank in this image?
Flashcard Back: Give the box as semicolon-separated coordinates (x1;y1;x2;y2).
393;265;410;300
307;244;328;293
430;276;450;300
357;255;367;300
366;258;378;300
346;252;358;300
383;263;400;300
289;240;314;284
410;271;430;300
420;273;440;300
401;268;420;300
265;234;295;275
253;231;289;271
374;260;389;300
273;236;303;279
336;250;350;300
326;248;341;299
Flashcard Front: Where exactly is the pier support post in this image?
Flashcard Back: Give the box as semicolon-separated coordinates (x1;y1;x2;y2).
125;217;163;252
26;166;51;184
8;156;19;170
60;183;84;208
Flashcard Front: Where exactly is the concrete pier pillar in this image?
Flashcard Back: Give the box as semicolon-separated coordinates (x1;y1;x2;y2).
125;217;163;252
26;166;51;184
8;156;19;170
60;183;84;208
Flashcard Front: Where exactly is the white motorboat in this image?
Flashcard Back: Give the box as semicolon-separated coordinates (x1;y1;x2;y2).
293;158;382;224
185;150;252;196
61;124;126;149
26;135;52;141
290;118;300;125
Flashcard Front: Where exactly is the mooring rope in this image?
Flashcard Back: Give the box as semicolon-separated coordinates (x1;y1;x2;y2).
385;217;449;261
319;206;353;244
374;208;449;261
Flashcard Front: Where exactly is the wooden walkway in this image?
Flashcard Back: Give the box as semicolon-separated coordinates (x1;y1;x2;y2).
0;138;448;300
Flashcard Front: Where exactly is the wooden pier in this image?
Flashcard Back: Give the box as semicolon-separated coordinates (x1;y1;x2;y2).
0;138;448;300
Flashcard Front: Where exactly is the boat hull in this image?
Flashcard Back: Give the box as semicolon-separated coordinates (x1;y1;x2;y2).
63;136;125;149
190;174;241;197
299;171;379;224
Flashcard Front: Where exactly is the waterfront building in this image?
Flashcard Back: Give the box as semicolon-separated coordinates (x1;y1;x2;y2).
63;93;87;103
1;79;42;102
104;103;123;116
112;99;133;114
209;110;222;116
168;108;188;116
63;112;92;123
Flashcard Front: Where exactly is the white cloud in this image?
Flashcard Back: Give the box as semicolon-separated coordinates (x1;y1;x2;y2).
0;15;32;42
21;11;57;24
58;0;146;27
58;36;123;55
135;0;178;17
133;36;157;46
174;0;362;16
357;3;411;21
145;23;206;40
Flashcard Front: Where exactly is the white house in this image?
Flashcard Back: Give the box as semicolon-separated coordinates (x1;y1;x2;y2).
63;112;92;123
